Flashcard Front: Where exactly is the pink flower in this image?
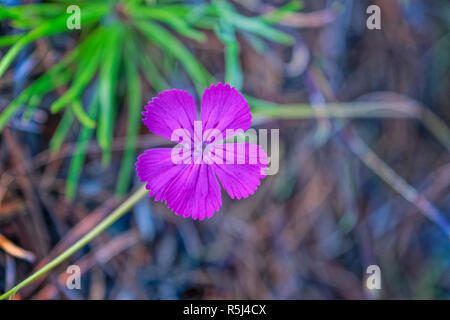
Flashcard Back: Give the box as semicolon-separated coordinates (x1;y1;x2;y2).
136;83;268;220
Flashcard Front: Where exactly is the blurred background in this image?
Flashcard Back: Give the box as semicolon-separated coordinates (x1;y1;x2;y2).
0;0;449;299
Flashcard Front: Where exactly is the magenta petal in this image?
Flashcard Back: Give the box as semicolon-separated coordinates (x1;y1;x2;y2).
136;148;188;202
142;89;198;142
136;149;222;220
200;83;251;141
212;143;268;200
165;164;222;220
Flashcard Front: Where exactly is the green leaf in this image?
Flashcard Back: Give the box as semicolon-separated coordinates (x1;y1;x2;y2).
214;22;242;89
97;24;123;166
116;51;142;197
139;52;170;92
0;87;32;130
239;19;292;45
213;0;293;45
66;93;99;200
135;20;211;94
262;0;303;24
71;98;96;128
21;68;73;121
241;32;266;54
0;34;22;47
17;29;103;124
130;6;206;42
0;4;65;21
0;25;53;79
0;6;105;78
3;3;107;30
0;54;73;130
49;31;104;113
127;29;170;92
49;108;74;153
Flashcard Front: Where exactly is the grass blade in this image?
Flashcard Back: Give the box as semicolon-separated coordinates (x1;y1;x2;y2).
135;20;211;94
139;52;170;92
128;29;170;92
0;28;104;129
49;45;102;113
97;24;123;165
0;56;72;130
116;52;142;196
130;6;206;42
0;6;105;78
66;93;99;199
212;0;293;45
214;22;242;89
262;0;303;24
0;25;50;78
49;108;74;153
21;68;73;121
0;34;22;46
71;98;96;129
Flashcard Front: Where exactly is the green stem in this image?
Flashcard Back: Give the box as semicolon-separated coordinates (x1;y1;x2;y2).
0;185;149;300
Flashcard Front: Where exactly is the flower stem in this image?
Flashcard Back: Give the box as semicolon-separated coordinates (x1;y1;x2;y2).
0;184;149;300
